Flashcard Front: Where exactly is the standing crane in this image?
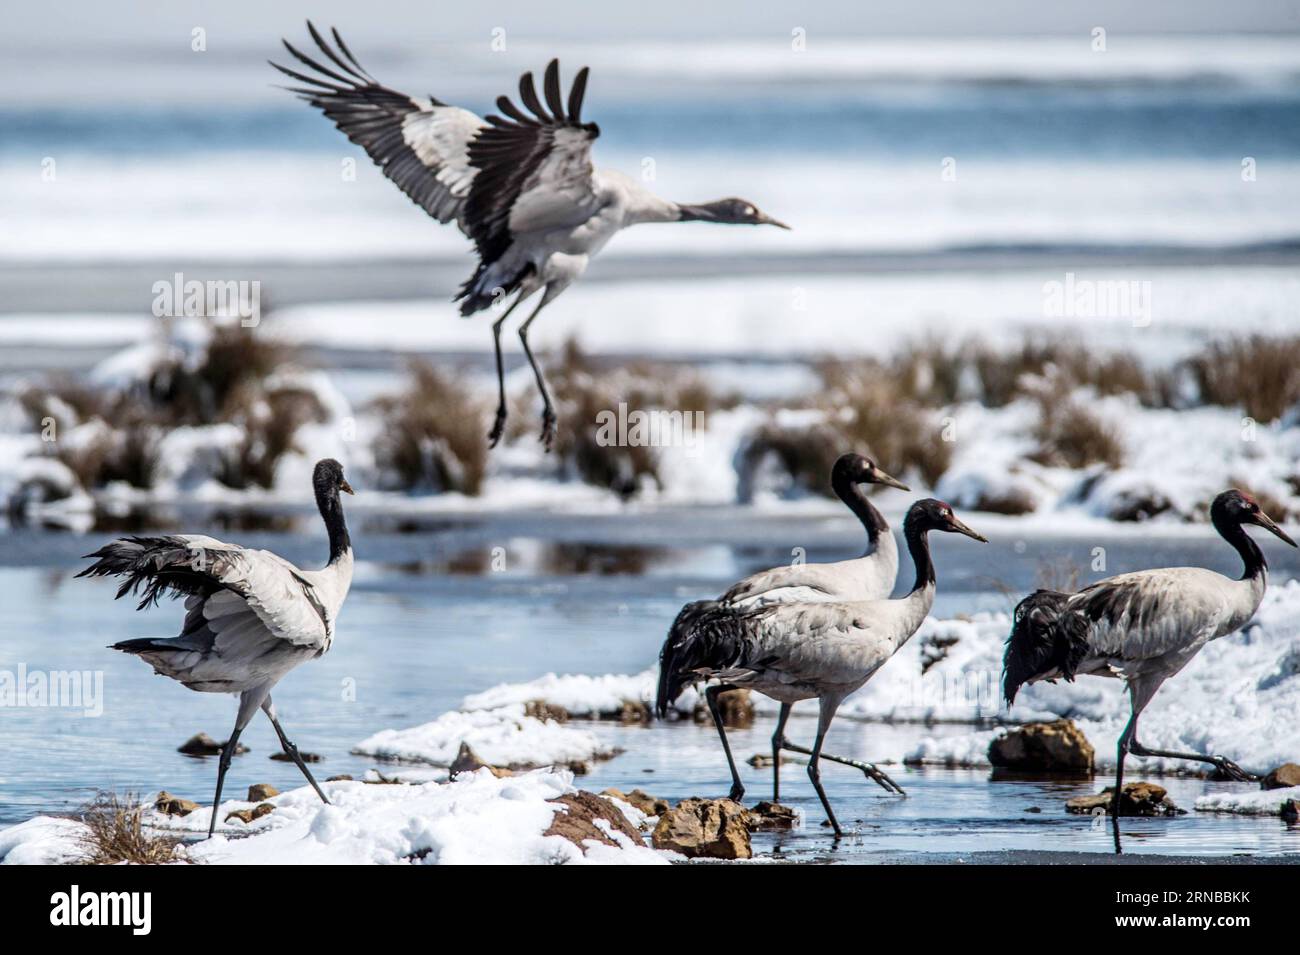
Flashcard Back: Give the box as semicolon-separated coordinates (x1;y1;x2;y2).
1003;489;1295;836
271;23;788;450
657;499;988;835
78;459;356;838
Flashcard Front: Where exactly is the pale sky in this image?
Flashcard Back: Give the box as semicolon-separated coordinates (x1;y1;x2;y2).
8;0;1300;47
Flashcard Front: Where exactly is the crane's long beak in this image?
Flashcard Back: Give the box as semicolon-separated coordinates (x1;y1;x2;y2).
948;516;988;543
1255;509;1296;546
340;480;355;496
871;469;910;492
759;213;791;230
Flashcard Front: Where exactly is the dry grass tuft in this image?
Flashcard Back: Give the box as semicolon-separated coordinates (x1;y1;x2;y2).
819;359;954;486
370;361;488;496
77;792;186;866
1185;335;1300;423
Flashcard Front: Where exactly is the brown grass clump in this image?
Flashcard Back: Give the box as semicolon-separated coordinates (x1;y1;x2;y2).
735;421;842;502
217;384;330;490
77;792;186;866
820;360;954;486
1184;335;1300;423
370;361;488;496
546;341;660;499
1028;393;1125;470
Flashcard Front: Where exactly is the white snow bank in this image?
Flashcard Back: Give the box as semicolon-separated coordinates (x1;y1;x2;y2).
0;771;667;865
1194;786;1300;816
0;816;87;865
887;581;1300;775
462;669;705;718
352;704;613;768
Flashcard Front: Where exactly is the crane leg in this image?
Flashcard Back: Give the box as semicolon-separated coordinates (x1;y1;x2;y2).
517;296;558;451
706;684;745;802
1127;740;1258;782
207;688;267;838
771;702;791;802
808;697;843;837
208;727;243;839
779;740;906;795
262;696;330;805
1110;708;1139;853
487;296;526;448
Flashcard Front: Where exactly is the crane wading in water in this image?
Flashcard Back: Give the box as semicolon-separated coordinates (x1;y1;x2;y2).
272;22;789;450
1003;489;1296;848
79;459;356;839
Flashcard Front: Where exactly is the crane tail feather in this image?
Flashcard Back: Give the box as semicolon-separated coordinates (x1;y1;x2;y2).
1002;589;1089;704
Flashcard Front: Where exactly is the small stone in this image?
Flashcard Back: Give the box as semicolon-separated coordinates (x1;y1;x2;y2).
270;750;321;763
326;774;354;782
448;741;513;778
615;699;652;724
692;688;755;729
247;783;279;801
745;801;797;831
1282;800;1299;825
1065;782;1185;817
154;791;199;817
1024;806;1042;813
989;719;1094;772
602;788;669;817
178;733;247;757
524;699;570;723
747;753;799;768
1261;763;1300;790
224;803;275;825
544;791;644;852
652;798;752;860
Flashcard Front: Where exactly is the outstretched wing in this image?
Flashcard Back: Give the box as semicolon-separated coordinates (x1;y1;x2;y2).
271;22;483;228
79;534;329;651
462;59;602;271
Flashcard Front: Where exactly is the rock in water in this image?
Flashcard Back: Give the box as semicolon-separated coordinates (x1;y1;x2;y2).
1065;782;1185;817
652;798;752;859
544;792;644;851
692;688;755;729
224;803;275;825
154;791;199;817
746;801;797;831
1261;763;1300;790
178;733;247;757
247;783;279;801
270;750;321;763
989;719;1094;772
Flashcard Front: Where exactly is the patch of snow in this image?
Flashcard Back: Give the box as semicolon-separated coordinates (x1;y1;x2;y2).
0;772;668;865
351;704;610;768
1194;786;1300;816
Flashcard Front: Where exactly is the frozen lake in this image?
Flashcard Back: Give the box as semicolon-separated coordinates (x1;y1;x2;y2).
2;510;1297;862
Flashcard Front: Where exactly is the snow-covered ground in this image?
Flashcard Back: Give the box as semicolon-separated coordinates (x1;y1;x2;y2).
0;769;667;865
352;704;614;769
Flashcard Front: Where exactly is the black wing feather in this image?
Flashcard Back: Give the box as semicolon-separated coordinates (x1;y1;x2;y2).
271;22;475;226
1002;589;1091;704
655;600;765;718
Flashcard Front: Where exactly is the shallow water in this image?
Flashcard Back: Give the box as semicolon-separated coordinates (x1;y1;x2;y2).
1;513;1297;862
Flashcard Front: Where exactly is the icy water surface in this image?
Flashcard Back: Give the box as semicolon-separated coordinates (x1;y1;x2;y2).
1;511;1298;862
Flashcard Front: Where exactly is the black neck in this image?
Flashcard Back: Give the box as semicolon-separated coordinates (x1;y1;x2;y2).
903;520;936;594
832;473;888;552
676;202;720;223
316;487;351;564
1213;512;1265;580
